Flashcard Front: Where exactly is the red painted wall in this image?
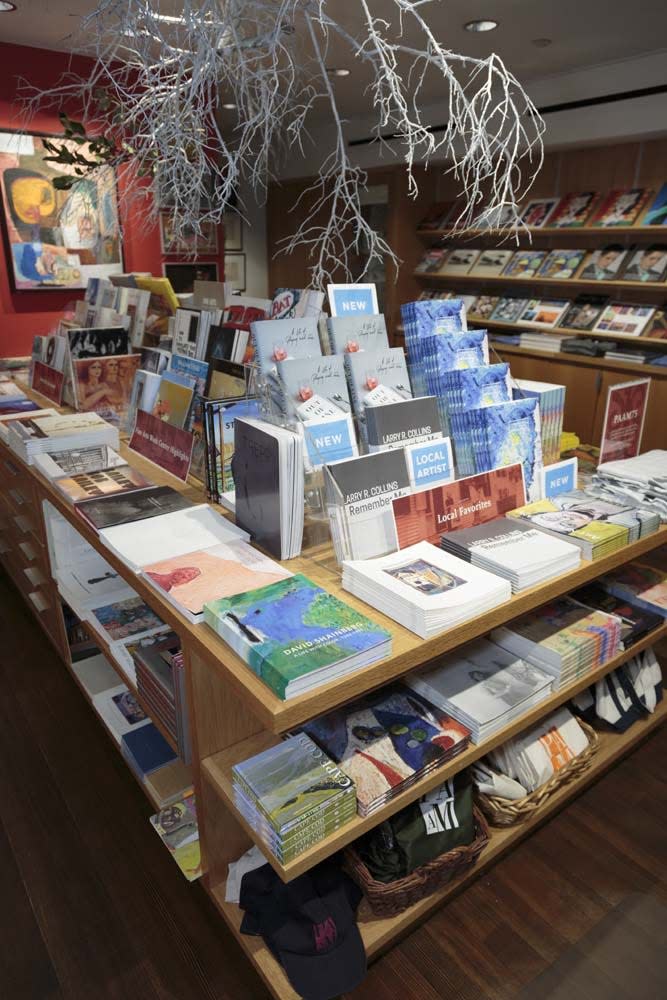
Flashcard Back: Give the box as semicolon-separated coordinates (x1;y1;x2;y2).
0;42;223;358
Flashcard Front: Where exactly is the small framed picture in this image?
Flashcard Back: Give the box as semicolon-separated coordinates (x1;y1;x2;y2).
164;261;219;294
160;214;219;255
223;210;243;251
224;252;246;292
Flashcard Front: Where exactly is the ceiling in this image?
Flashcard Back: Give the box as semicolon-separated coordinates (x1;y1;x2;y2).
2;0;667;117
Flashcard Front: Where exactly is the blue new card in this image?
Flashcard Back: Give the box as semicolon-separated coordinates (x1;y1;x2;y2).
540;458;578;498
302;414;357;470
327;283;378;317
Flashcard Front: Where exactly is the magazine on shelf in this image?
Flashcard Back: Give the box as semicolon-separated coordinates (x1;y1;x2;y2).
489;297;530;324
560;295;610;330
502;250;546;279
518;299;570;328
641;184;667;226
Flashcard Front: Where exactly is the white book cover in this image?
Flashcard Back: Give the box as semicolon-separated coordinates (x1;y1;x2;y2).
251;318;321;380
344;541;510;612
100;503;250;571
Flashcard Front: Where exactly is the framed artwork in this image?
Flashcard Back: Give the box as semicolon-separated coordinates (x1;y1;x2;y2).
164;261;219;294
160;214;219;255
0;129;123;291
224;252;246;292
223;210;243;251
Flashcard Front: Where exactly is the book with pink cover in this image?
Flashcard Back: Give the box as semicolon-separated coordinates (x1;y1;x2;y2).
142;540;292;622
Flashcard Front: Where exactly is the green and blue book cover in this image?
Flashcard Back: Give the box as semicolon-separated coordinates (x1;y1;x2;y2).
205;574;391;699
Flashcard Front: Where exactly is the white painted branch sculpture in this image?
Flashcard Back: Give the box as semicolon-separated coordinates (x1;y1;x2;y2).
20;0;544;288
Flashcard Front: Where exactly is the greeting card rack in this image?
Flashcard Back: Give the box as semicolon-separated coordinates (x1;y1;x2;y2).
1;383;666;1000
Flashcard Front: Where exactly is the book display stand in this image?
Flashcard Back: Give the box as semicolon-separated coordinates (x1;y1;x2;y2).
0;382;665;1000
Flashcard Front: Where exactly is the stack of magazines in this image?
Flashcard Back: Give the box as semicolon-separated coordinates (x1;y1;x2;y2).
569;582;663;649
506;498;630;559
405;639;554;743
7;411;119;465
302;684;471;817
491;597;622;689
231;733;357;862
342;541;511;639
441;518;581;592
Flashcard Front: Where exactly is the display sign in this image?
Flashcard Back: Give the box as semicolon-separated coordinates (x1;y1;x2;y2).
301;414;357;471
327;283;378;317
404;438;454;490
599;378;650;465
540;458;578;498
31;361;64;405
128;409;194;481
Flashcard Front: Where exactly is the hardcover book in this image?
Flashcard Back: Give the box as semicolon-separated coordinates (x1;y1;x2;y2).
75;486;192;532
151;374;196;429
121;723;177;778
578;246;631;281
33;445;126;479
507;498;629;559
518;299;570;328
502;250;546;278
590;188;652;227
469;249;514;278
144;540;291;623
621;246;667;283
441;248;480;275
548;192;599;227
489;297;530;324
470;295;500;320
88;595;166;641
205;574;392;700
560;295;610;330
537;249;586;280
365;395;442;452
392;464;527;548
56;466;152;503
519;198;558;228
640;183;667;227
593;303;655;337
72;354;141;427
326;314;389;354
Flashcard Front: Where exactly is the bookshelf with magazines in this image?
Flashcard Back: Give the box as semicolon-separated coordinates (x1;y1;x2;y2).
2;379;667;1000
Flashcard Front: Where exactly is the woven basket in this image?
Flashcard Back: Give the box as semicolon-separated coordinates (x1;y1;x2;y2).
476;719;600;828
343;806;490;917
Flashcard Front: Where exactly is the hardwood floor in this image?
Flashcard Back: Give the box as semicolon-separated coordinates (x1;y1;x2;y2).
1;569;665;1000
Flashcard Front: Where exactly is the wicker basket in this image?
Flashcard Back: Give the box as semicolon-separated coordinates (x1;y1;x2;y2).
476;719;600;828
343;806;490;917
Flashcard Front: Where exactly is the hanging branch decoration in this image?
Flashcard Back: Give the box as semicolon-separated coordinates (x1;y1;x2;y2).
19;0;544;288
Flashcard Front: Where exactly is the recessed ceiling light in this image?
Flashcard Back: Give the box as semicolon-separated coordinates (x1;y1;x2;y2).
327;67;350;77
222;103;237;110
532;37;553;48
464;19;498;33
0;2;17;12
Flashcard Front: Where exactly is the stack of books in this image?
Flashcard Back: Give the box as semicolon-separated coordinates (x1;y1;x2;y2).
121;723;178;783
406;639;554;743
231;733;357;862
491;598;622;688
7;411;119;464
204;573;392;700
551;489;661;543
598;562;667;618
33;444;127;480
506;498;630;559
570;582;663;649
341;541;512;639
302;684;471;816
517;332;565;353
512;379;566;466
132;632;191;762
441;518;581;592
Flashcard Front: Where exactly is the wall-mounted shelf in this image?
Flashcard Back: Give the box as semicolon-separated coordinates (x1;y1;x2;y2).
487;341;667;377
417;225;667;240
415;270;667;295
466;315;667;351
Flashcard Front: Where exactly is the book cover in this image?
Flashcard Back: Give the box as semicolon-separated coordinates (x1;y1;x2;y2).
75;485;192;531
470;295;500;320
32;361;64;405
415;249;449;274
507;499;629;549
172;309;202;359
204;574;391;699
621;245;667;283
73;354;141;427
645;308;667;340
591;188;652;227
205;358;247;399
560;295;610;330
121;723;177;776
66;327;129;360
326;314;389;354
56;465;152;503
232;418;286;557
35;445;125;478
345;347;412;431
641;183;667;227
469;249;514;278
152;375;195;429
578;246;630;281
89;595;166;641
518;299;570;328
232;733;353;830
277;355;351;422
251;318;321;380
489;297;529;323
502;250;546;278
548;192;599;227
441;249;480;275
143;541;291;618
139;347;171;374
593;303;655;337
150;793;201;881
365;396;442;451
301;685;469;813
519;198;558;228
600;563;667;616
441;364;511;412
392;464;526;548
204;397;261;494
537;249;586;280
570;582;662;647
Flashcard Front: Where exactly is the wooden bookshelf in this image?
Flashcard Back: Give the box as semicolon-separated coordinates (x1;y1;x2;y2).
208;694;667;1000
465;315;667;351
202;622;667;881
415;270;667;295
2;384;666;1000
416;225;667;239
488;341;667;377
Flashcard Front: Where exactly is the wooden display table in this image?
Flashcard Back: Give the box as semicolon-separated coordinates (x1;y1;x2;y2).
1;386;665;999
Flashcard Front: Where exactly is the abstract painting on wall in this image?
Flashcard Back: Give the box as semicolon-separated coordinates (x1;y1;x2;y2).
0;130;123;291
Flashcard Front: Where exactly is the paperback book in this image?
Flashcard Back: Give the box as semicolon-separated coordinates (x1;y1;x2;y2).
55;466;152;503
560;295;610;330
469;249;514;278
150;793;201;881
75;485;193;532
536;249;586;280
518;299;570;328
502;250;546;278
251;317;322;383
593;303;655;337
507;498;629;559
441;248;480;275
641;183;667;226
579;247;631;281
621;246;667;283
598;563;667;618
489;297;530;324
87;594;166;642
33;444;126;480
151;373;196;429
570;582;662;649
470;295;500;320
548;192;599;227
276;354;351;423
519;198;558;227
590;188;652;227
204;574;392;699
344;347;412;442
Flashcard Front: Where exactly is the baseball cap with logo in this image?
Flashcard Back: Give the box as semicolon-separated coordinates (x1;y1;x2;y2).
239;860;366;1000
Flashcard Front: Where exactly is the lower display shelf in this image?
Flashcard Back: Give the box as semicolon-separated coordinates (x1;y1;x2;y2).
206;695;667;1000
201;622;667;882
